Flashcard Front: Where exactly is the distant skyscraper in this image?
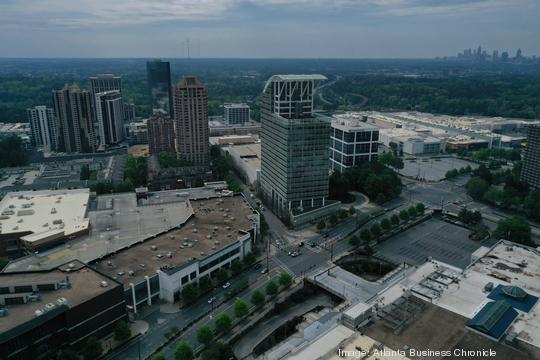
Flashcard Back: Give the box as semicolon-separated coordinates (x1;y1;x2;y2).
516;48;523;60
260;74;330;219
52;84;96;153
124;103;136;122
147;60;173;116
521;125;540;189
224;103;250;125
90;74;122;95
173;76;210;165
147;111;175;156
27;106;57;151
95;91;125;147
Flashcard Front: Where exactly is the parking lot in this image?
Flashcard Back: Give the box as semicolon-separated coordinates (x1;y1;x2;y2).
399;157;478;182
376;218;481;269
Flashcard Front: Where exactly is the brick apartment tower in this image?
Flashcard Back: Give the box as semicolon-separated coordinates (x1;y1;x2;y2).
173;76;210;166
147;111;175;155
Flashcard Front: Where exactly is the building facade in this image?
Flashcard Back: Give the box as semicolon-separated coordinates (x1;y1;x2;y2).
330;115;379;173
125;119;148;145
260;75;331;220
27;106;57;151
52;85;96;153
521;125;540;188
147;60;173;116
224;103;250;125
90;74;122;96
147;111;175;155
173;76;210;166
95;91;125;147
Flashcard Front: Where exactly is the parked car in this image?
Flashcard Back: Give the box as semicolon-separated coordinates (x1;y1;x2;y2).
222;282;231;289
261;268;268;274
208;297;217;304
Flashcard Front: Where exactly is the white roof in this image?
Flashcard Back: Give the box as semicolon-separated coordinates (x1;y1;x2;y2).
263;74;327;93
0;189;90;240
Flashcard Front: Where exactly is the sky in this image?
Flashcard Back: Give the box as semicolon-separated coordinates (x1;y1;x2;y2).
0;0;539;58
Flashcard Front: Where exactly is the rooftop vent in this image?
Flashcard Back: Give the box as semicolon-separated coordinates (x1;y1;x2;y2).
34;309;44;317
56;298;68;306
44;303;56;312
100;281;109;288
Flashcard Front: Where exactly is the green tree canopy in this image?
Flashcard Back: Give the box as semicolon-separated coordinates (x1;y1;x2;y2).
196;325;214;346
174;340;194;360
234;299;249;318
214;313;232;335
251;289;265;307
265;280;279;297
278;272;293;288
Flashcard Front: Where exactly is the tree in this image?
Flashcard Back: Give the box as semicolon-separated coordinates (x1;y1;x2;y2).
234;299;249;318
399;209;410;221
231;259;243;275
80;164;90;180
196;325;214;346
153;355;167;360
199;275;212;291
390;214;400;226
380;218;391;231
349;235;360;247
216;268;229;283
278;272;293;288
200;342;234;360
251;289;265;307
214;313;232;335
265;280;279;297
349;206;356;215
494;216;532;245
182;283;199;305
114;320;131;342
415;203;425;214
339;209;349;220
359;228;372;242
174;340;194;360
370;222;382;238
466;177;490;200
329;213;338;226
57;349;79;360
82;336;102;360
317;221;326;231
408;206;417;218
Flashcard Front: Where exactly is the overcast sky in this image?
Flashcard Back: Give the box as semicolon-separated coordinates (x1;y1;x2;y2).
1;0;539;58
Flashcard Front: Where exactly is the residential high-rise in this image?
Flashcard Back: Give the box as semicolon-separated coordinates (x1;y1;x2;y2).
330;114;379;174
27;106;57;151
521;125;540;188
90;74;122;96
95;91;125;147
224;103;250;124
148;111;175;155
173;76;210;165
260;74;332;222
52;84;96;153
147;60;173;115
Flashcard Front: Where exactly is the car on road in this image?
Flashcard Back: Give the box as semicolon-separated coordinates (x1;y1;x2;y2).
208;297;217;304
222;282;231;289
253;263;262;269
261;268;268;274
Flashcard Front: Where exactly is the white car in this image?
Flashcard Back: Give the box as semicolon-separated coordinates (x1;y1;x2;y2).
208;297;217;304
222;282;231;289
261;268;268;274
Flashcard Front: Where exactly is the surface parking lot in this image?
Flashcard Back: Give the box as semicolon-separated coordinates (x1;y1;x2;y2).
376;218;481;269
399;157;478;182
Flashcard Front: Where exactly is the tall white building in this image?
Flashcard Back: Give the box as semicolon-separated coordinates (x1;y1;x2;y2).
224;103;250;125
27;106;57;151
95;91;125;147
330;114;379;173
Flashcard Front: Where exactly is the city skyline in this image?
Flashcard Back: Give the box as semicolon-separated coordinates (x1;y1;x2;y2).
0;0;539;58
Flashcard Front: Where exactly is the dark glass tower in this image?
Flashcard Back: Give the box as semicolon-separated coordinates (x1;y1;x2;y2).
146;60;173;116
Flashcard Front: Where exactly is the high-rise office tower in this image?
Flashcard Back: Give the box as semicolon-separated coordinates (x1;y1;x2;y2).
90;74;122;95
173;76;210;165
147;60;173;116
52;84;96;153
27;106;57;151
521;125;540;189
260;74;330;219
147;111;175;156
95;91;125;147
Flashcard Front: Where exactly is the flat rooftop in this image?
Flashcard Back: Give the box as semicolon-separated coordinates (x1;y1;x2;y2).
0;189;90;240
93;195;257;287
0;260;121;335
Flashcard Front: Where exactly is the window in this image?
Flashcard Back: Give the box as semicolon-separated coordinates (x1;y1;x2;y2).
190;271;197;280
181;275;189;285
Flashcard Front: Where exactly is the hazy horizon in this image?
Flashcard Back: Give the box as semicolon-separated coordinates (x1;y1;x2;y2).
1;1;539;58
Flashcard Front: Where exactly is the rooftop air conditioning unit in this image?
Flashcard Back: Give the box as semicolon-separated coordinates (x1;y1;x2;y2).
56;298;68;306
100;281;108;288
44;303;56;311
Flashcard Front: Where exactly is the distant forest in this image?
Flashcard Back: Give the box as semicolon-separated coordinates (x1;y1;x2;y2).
1;58;540;122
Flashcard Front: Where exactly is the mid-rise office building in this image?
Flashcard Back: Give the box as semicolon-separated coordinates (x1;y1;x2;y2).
260;75;335;224
330;114;379;173
147;60;173;115
52;85;96;153
224;103;250;124
124;103;136;122
125;119;148;145
173;76;210;166
521;125;540;188
27;106;57;151
148;111;175;155
0;260;126;360
95;91;125;147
